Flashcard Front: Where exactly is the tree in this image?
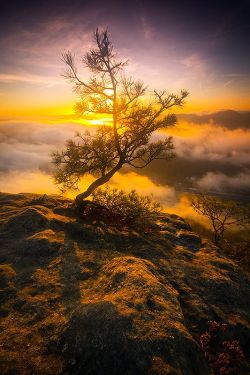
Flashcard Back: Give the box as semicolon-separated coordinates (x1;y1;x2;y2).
191;193;250;245
52;29;188;205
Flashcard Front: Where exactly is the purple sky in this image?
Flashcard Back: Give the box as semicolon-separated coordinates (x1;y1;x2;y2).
1;0;250;114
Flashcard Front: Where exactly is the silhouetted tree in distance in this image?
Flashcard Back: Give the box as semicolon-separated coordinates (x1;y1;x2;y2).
52;29;188;205
191;193;250;245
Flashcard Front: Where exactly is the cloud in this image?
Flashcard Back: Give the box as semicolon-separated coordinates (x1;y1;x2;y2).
166;120;250;166
0;118;177;204
0;121;88;173
132;118;250;196
181;53;215;91
140;16;156;41
0;121;83;145
162;193;209;224
0;118;178;208
109;172;176;205
177;110;250;130
0;73;66;87
182;53;206;72
0;16;94;92
223;73;246;78
0;115;249;203
196;171;250;193
0;170;59;195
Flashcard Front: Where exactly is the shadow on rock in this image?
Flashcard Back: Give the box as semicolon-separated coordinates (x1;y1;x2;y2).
58;301;149;375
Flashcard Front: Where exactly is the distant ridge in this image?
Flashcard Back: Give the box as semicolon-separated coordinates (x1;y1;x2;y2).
177;110;250;129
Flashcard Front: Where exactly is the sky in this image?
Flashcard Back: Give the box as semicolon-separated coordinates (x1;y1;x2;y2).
0;0;250;211
1;0;250;115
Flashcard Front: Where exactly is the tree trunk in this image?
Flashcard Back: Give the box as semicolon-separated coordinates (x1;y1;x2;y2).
75;161;123;206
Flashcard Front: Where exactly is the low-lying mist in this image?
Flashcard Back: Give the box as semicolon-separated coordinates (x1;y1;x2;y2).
1;111;249;221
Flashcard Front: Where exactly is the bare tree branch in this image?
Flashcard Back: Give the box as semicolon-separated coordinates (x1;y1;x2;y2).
191;193;250;245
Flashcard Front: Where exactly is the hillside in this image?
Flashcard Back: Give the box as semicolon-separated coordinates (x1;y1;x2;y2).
0;192;249;375
177;110;250;129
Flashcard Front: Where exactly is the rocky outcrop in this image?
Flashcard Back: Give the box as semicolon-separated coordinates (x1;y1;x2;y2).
2;207;50;235
0;193;249;375
59;256;209;375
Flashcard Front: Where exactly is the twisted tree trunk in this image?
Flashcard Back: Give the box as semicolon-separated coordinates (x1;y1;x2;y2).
75;160;124;206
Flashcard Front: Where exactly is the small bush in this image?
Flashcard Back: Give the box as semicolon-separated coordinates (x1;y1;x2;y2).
91;187;162;227
200;321;245;374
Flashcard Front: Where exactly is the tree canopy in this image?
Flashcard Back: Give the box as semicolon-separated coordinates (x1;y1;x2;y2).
52;29;188;204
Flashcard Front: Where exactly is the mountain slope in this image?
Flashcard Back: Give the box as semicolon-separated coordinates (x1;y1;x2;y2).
177;110;250;129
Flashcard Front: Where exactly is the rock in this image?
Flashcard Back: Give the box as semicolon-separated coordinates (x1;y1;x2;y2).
25;194;51;207
2;207;49;235
21;229;62;256
172;221;192;231
78;269;94;281
53;205;75;216
59;301;140;375
0;286;16;304
59;256;209;375
80;200;112;221
160;230;178;242
22;194;71;209
159;214;192;231
176;231;202;251
0;192;27;205
0;264;16;288
0;193;249;375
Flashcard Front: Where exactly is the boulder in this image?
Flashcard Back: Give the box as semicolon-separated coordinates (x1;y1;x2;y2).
21;229;62;256
59;301;140;375
59;256;209;375
176;231;202;251
2;207;49;235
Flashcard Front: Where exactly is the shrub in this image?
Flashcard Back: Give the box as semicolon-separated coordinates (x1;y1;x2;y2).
200;321;245;374
91;187;161;227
